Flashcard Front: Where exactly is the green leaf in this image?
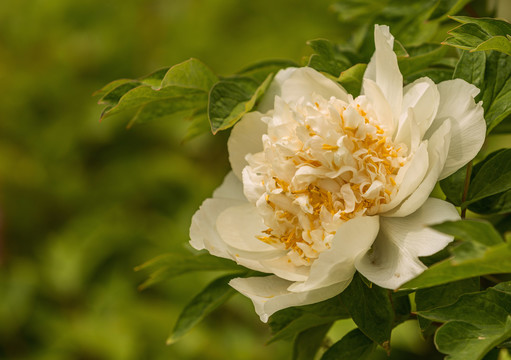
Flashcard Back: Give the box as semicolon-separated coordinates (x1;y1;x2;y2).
321;328;376;360
339;273;393;348
268;295;350;344
307;39;353;77
97;59;217;130
102;85;206;126
432;220;504;247
398;43;448;77
469;189;511;215
453;50;486;89
464;148;511;207
444;17;511;56
481;51;511;132
415;278;480;334
135;252;242;290
167;274;237;344
439;165;467;207
418;282;511;360
338;63;367;97
292;323;332;360
208;73;273;134
161;58;218;91
401;221;508;290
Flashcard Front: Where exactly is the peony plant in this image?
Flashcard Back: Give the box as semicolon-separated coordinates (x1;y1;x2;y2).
189;25;486;322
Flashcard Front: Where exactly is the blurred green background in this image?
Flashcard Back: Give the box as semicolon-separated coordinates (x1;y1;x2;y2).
1;1;508;359
0;1;342;359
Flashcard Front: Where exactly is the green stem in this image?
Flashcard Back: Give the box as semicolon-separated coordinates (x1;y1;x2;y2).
461;161;473;219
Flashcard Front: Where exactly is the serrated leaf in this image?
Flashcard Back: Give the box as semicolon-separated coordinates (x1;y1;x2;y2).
268;295;350;344
468;189;511;215
292;323;332;360
339;273;393;348
321;328;376;360
338;63;366;97
135;252;242;290
415;278;480;334
208;73;273;134
418;282;511;360
167;274;238;344
464;148;511;207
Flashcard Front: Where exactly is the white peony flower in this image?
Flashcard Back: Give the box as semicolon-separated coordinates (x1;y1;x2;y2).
190;25;486;322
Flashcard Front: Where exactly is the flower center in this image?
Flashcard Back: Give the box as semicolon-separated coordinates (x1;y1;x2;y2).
244;95;408;266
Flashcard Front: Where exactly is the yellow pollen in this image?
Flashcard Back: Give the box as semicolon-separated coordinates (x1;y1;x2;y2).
322;144;339;151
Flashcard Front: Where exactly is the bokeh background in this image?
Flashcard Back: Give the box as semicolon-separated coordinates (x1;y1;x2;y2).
0;1;509;359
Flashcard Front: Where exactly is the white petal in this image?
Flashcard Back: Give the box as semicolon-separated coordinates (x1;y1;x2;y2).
400;77;440;139
385;120;452;217
227;111;268;180
356;198;460;289
260;257;310;282
190;197;245;259
363;25;403;130
229;275;350;322
288;215;380;292
426;79;486;179
260;67;350;108
212;171;246;201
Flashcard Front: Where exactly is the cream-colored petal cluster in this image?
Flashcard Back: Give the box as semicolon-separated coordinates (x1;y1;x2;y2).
190;24;486;322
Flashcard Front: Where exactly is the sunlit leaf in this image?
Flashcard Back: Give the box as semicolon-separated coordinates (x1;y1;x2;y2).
418;282;511;360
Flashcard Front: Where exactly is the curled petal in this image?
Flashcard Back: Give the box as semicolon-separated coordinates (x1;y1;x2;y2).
364;24;403;131
229;275;350;322
356;198;460;289
426;79;486;179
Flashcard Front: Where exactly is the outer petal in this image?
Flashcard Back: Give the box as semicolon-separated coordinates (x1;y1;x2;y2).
287;215;379;292
363;25;403;131
229;275;350;322
259;67;350;111
189;172;247;257
356;198;460;289
227;111;268;180
425;79;485;179
384;120;452;217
